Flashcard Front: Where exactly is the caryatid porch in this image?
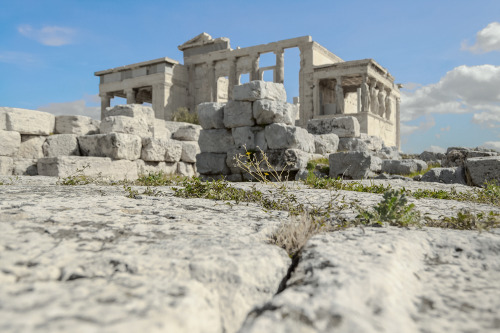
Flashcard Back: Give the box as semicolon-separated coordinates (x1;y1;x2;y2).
312;59;401;148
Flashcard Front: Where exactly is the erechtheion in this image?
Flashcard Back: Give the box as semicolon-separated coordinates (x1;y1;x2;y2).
95;33;401;148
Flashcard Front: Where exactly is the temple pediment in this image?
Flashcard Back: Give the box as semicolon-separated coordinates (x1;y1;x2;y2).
178;33;230;51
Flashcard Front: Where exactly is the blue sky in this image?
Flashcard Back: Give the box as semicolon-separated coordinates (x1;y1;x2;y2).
1;0;499;153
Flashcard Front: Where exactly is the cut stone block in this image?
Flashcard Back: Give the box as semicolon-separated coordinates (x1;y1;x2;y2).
223;101;254;128
227;148;310;174
232;126;267;151
136;160;177;176
173;124;202;141
233;81;287;102
153;119;172;139
329;151;382;179
314;133;339;155
198;129;234;153
265;123;315;153
103;104;155;133
421;167;466;185
13;158;38;176
37;156;139;180
197;102;225;129
465;156;500;186
0;130;21;156
359;134;384;151
307;116;360;137
419;151;445;164
0;156;13;175
0;110;6;130
43;134;80;157
375;146;401;160
252;99;297;125
78;133;141;160
338;137;370;153
180;141;201;163
55;115;100;136
177;162;196;177
381;159;428;175
4;108;55;135
18;135;46;159
165;140;183;162
100;116;151;138
164;121;195;135
196;153;230;175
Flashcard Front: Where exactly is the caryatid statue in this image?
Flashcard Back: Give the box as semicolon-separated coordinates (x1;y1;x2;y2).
335;79;344;114
385;91;392;120
361;75;370;112
369;80;378;114
377;85;386;117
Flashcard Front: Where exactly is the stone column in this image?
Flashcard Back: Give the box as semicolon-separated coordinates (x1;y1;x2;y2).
335;78;344;114
228;57;238;100
125;88;136;104
152;82;171;120
396;97;401;149
250;54;259;81
100;93;111;120
206;61;217;102
274;48;284;84
360;75;370;113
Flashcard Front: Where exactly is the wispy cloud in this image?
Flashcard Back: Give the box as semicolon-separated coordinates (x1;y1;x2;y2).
481;141;500;152
37;99;100;119
18;24;76;46
461;22;500;54
0;51;38;65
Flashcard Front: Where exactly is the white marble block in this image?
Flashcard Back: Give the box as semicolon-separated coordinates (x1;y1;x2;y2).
265;123;315;153
253;99;297;125
197;102;225;129
233;81;287;102
13;158;38;176
136;160;177;176
0;156;13;175
18;135;46;159
153;119;171;139
103;104;155;133
307;116;361;138
329;151;382;179
314;133;339;155
3;108;55;135
198;129;234;153
100;116;152;138
78;133;141;160
196;153;230;175
223;101;254;128
177;161;196;177
43;134;80;157
172;124;202;141
231;126;267;151
55;115;100;136
0;130;21;156
180;141;201;163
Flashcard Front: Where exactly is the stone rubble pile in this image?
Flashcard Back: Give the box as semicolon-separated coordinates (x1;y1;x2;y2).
196;81;325;181
0;105;200;180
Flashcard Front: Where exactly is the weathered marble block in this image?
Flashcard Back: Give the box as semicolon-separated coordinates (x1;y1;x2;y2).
136;160;177;176
181;141;201;163
0;156;13;175
165;140;183;162
37;156;139;180
233;81;287;102
314;133;339;155
265;123;315;153
338;137;370;153
177;162;196;177
103;104;155;133
381;159;427;175
253;99;297;125
141;138;182;162
421;167;466;185
3;108;55;135
100;116;152;138
0;130;21;156
196;153;230;175
12;158;38;176
55;115;100;136
223;101;254;128
153;119;171;139
43;134;80;157
227;148;311;173
329;151;382;179
307;116;360;137
18;135;46;159
198;129;234;153
173;124;202;141
465;156;500;186
197;102;225;129
232;126;267;151
78;133;141;160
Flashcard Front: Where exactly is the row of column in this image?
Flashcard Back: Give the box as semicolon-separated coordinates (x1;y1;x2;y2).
204;48;286;102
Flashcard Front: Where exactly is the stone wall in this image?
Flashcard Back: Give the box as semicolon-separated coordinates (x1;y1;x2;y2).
0;105;200;180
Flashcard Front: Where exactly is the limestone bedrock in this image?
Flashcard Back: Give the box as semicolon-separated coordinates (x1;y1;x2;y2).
0;177;499;333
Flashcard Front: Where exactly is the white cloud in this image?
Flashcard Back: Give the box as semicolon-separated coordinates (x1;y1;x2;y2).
481;141;500;152
401;65;500;127
399;116;435;136
37;99;100;119
18;24;76;46
0;51;38;65
462;22;500;54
